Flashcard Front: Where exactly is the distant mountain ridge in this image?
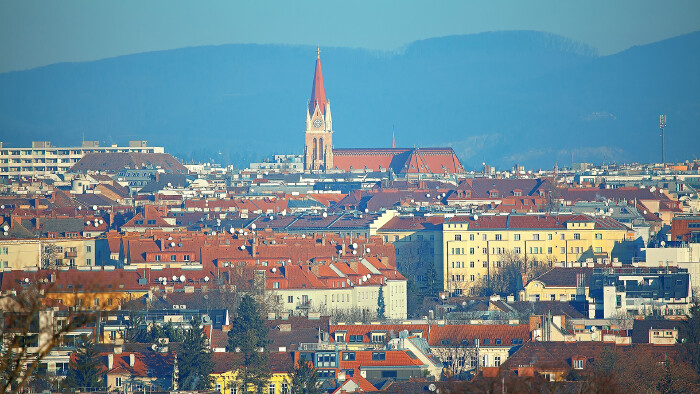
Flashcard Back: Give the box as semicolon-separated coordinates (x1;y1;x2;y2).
0;30;697;170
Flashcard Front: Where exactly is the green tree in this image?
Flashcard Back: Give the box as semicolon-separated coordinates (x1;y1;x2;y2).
178;317;213;390
377;285;386;320
62;339;105;392
290;361;321;394
228;295;271;393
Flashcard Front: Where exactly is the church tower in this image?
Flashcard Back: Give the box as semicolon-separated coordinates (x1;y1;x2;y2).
304;49;334;172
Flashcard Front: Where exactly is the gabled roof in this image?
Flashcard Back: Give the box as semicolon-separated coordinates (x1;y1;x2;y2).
529;267;593;288
631;319;683;344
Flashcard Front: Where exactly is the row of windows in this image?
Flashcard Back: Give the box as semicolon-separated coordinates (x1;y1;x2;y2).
440;337;523;346
453;232;601;241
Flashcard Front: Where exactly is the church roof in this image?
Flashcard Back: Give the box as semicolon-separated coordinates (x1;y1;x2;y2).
332;148;464;174
309;53;327;117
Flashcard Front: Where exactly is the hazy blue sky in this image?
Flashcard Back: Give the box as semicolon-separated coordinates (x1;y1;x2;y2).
1;0;699;73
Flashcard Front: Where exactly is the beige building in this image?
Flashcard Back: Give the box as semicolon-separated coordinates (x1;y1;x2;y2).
442;214;634;295
0;238;99;270
0;140;164;181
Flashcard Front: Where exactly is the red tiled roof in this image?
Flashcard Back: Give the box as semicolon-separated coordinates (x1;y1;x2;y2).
329;324;429;344
332;148;463;174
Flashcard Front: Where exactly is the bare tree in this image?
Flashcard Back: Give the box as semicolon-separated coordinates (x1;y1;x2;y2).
472;250;551;296
0;275;95;393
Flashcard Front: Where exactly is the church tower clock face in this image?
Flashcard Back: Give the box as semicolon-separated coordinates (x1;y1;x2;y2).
313;118;322;128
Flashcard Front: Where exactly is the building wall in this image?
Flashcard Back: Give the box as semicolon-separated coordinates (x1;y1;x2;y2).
442;219;631;294
0;142;164;180
0;238;96;270
377;226;443;289
274;280;407;320
211;371;290;394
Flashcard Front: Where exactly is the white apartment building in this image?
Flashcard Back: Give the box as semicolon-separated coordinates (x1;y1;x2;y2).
0;140;164;180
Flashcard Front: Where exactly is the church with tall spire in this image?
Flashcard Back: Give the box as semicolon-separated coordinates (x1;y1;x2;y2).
303;48;334;171
303;50;464;175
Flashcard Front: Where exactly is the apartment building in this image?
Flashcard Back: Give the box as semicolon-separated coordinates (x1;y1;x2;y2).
0;140;163;181
0;238;98;270
442;214;634;294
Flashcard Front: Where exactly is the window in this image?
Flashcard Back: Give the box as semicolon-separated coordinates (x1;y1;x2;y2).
281;383;289;394
574;233;581;240
495;234;502;241
595;233;603;240
470;262;474;268
514;234;520;241
86;258;92;265
482;234;487;241
86;246;92;252
455;234;461;241
441;339;451;345
115;377;122;387
595;247;603;253
470;275;475;282
288;296;293;303
343;352;356;361
483;338;490;345
551;294;556;301
155;255;161;261
482;248;487;254
548;234;553;240
371;333;386;343
548;247;552;254
94;298;99;307
511;338;523;345
273;282;279;289
349;335;363;343
469;248;475;255
533;234;539;240
494;356;501;366
170;255;176;261
183;254;190;261
560;234;565;240
561;247;566;254
483;262;488;268
372;352;386;361
514;247;521;254
269;383;276;394
573;359;584;369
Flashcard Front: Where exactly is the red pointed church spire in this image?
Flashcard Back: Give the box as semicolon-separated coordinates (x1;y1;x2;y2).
309;47;327;117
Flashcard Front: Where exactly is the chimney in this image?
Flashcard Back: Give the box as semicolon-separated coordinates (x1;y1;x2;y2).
129;353;135;367
107;354;114;369
310;264;320;277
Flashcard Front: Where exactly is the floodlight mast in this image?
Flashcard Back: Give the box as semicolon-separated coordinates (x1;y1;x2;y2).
660;114;666;165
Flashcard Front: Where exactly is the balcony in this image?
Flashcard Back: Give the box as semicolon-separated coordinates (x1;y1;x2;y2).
65;251;78;258
296;300;312;310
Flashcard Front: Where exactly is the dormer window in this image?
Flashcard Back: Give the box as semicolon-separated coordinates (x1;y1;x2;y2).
573;359;584;369
489;189;498;198
513;189;522;197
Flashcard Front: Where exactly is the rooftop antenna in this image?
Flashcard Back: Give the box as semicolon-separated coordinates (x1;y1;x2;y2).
660;114;666;165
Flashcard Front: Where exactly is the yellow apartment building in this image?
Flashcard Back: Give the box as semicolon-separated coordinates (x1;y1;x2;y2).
0;238;98;270
442;214;634;295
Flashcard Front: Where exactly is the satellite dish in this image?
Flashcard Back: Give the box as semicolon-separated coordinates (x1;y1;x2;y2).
322;212;327;218
24;278;29;283
251;223;257;230
352;243;358;249
180;275;185;282
473;215;478;221
92;205;98;211
365;248;371;253
240;245;246;250
367;274;371;279
172;276;178;281
86;221;91;226
229;228;235;234
212;231;217;236
426;193;430;198
170;242;175;247
352;250;357;255
2;225;8;231
168;237;173;240
429;384;437;392
0;205;4;209
204;276;209;282
271;267;277;273
364;209;369;213
302;234;306;239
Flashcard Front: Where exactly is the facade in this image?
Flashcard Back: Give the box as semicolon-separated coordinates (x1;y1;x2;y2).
588;266;691;318
266;258;408;320
442;214;634;294
0;140;163;181
0;238;98;270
